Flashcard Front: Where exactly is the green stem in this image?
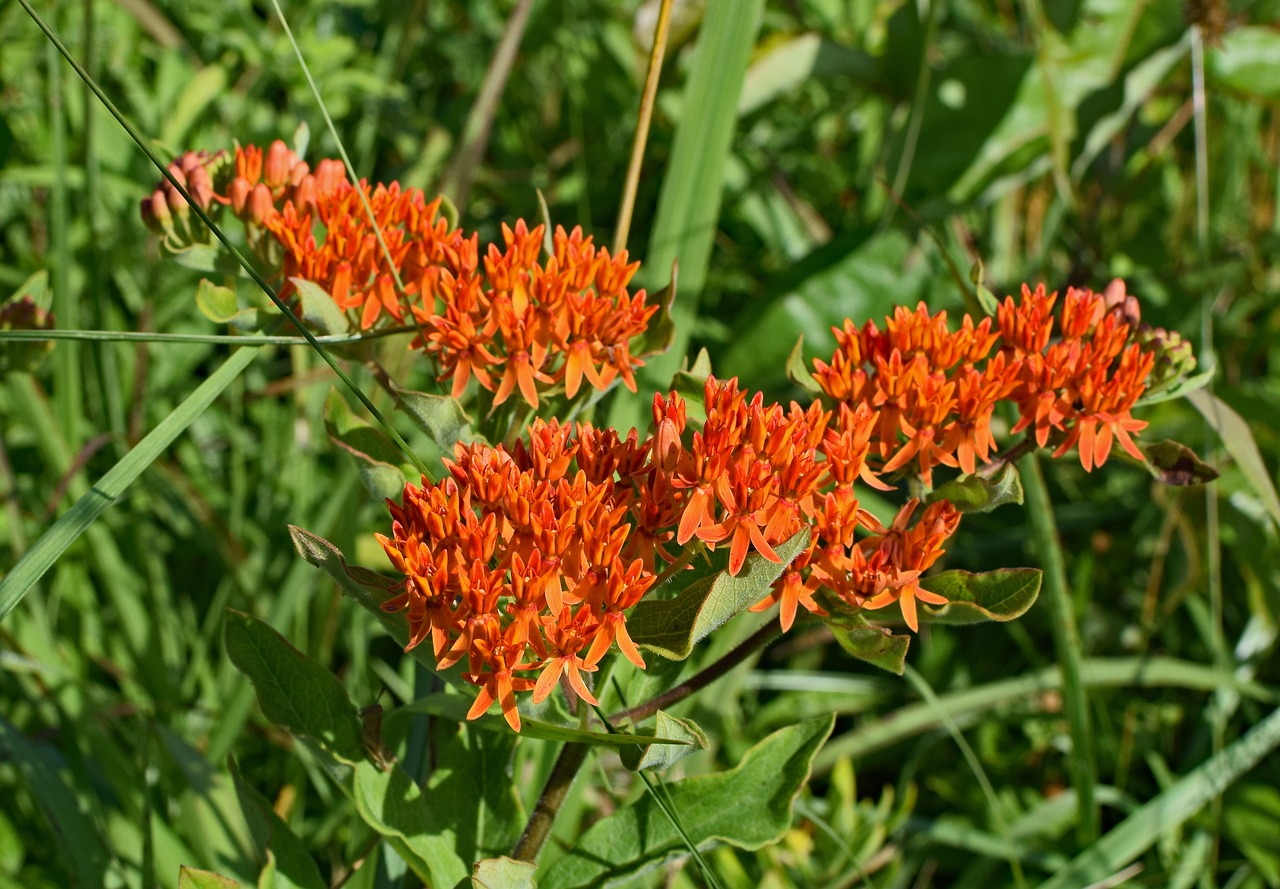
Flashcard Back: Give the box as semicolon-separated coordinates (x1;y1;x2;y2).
1018;451;1099;842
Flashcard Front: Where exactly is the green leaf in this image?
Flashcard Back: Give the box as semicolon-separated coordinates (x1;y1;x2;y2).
917;568;1042;624
349;759;470;888
928;464;1023;513
1136;439;1219;486
627;528;809;660
423;726;524;865
470;857;538;889
194;278;257;329
737;32;874;116
619;711;709;772
170;242;238;274
631;262;677;359
177;868;240;889
223;610;364;761
540;715;834;889
395;386;476;450
402;694;688;748
0;717;109;889
0;342;261;623
1188;389;1280;530
1135;365;1214;406
1209;26;1280;100
1035;704;1280;889
820;601;910;675
323;388;409;501
969;260;1000;316
229;760;326;889
784;334;823;397
1223;783;1280;885
291;277;348;336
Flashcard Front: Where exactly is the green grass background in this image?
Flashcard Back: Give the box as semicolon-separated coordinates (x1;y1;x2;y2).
2;0;1280;886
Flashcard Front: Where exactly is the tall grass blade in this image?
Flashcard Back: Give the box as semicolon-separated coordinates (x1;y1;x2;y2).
0;344;260;623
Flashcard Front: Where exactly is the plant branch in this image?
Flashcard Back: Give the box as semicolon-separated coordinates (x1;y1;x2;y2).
511;740;589;862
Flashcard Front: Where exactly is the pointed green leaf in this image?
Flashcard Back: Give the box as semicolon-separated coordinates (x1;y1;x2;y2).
323;388;409;501
969;261;999;316
396;386;476;450
1135;365;1214;406
1137;439;1219;486
1188;389;1280;529
632;263;678;359
194;278;245;325
917;568;1042;624
177;868;240;889
540;715;834;889
291;277;348;336
619;711;709;772
928;464;1023;513
229;760;326;889
668;348;714;427
223;610;363;761
820;600;910;675
785;334;823;397
627;528;809;660
423;727;524;865
1036;704;1280;889
470;858;537;889
401;694;688;748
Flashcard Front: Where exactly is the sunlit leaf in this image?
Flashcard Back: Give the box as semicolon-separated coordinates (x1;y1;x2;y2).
619;711;709;772
917;568;1042;624
470;858;538;889
928;464;1023;513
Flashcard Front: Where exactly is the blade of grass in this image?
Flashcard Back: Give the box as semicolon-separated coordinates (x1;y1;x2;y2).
814;656;1272;771
16;0;431;479
436;0;536;212
613;0;674;253
903;665;1027;889
1019;450;1099;842
0;343;260;623
0;327;416;345
1035;704;1280;889
621;0;765;412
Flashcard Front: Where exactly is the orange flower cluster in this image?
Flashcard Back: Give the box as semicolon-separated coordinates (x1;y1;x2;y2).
379;375;964;727
224;140;348;226
810;283;1155;479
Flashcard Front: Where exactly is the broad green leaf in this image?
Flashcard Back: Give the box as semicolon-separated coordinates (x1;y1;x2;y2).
627;528;809;660
0;342;261;623
1136;439;1219;486
820;600;910;675
784;334;823;397
0;717;108;889
1209;26;1280;100
1188;389;1280;530
540;715;834;889
470;858;537;889
928;464;1024;513
171;242;237;274
323;388;409;501
195;278;242;324
229;760;326;889
223;610;364;761
917;568;1042;624
619;711;709;772
422;726;524;865
631;263;677;360
291;277;348;336
349;759;470;889
402;694;688;748
395;386;476;450
737;32;874;116
1036;704;1280;889
177;868;240;889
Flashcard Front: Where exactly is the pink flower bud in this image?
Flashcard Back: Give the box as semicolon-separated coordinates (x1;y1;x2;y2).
140;191;174;236
264;140;296;190
228;177;252;217
313;158;348;198
292;175;317;213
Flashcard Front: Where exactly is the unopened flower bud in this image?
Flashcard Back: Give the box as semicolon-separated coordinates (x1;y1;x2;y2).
263;140;297;190
247;182;275;225
1103;277;1141;328
1138;326;1197;389
0;295;56;375
140;191;174;236
288;159;310;188
313;158;348;198
292;175;317;213
228;177;253;217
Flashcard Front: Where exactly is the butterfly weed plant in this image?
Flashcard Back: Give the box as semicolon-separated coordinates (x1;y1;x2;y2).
6;1;1274;888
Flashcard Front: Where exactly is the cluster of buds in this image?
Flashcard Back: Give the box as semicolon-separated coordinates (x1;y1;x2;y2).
224;140;347;227
139;149;228;249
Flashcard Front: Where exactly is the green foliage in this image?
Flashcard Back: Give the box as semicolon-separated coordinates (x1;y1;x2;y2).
3;0;1278;887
